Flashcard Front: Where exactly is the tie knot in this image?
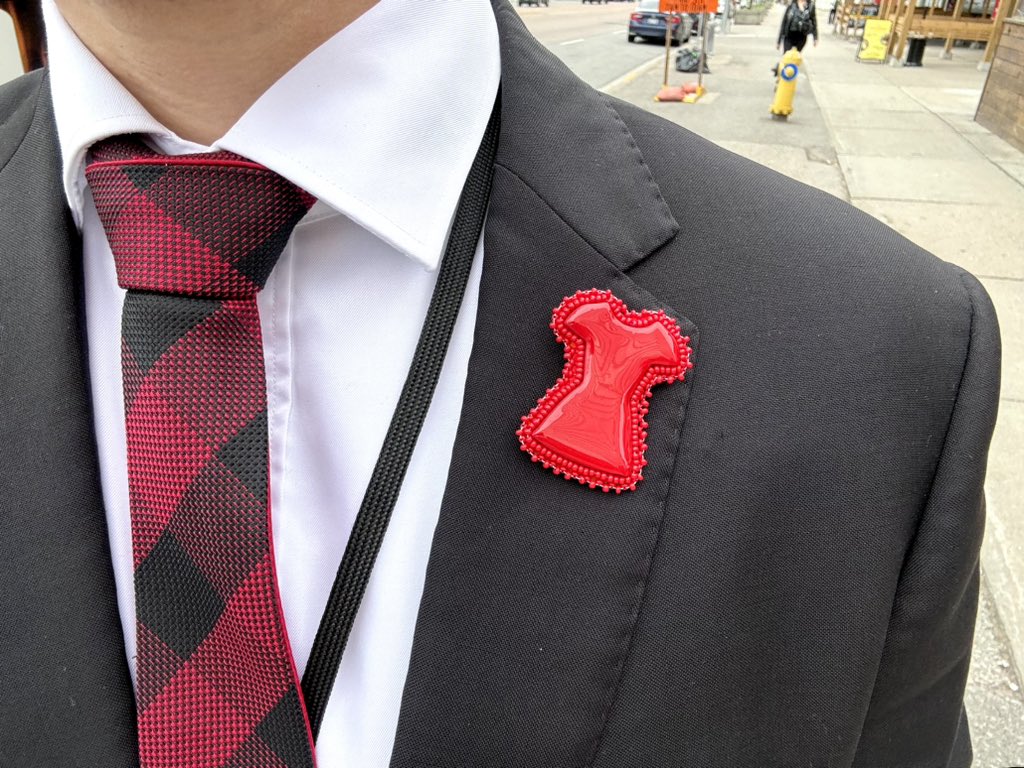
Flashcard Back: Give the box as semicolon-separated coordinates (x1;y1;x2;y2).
85;137;316;299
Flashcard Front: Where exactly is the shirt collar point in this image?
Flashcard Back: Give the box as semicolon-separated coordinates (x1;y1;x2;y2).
384;230;444;273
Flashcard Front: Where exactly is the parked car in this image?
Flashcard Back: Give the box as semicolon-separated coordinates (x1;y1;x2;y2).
628;0;692;44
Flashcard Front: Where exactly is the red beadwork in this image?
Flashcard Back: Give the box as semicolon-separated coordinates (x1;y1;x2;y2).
518;289;693;493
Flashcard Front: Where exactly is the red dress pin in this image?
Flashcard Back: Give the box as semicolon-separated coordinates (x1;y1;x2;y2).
517;289;693;493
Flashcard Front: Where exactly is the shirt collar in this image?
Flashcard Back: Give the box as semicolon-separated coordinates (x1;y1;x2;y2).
42;0;501;271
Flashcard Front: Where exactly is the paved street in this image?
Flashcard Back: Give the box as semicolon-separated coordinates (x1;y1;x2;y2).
521;2;1024;764
515;1;669;89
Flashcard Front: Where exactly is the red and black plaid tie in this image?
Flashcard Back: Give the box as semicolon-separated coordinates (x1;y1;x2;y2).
86;138;318;768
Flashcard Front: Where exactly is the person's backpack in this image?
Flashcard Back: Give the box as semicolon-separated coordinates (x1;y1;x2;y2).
790;4;812;33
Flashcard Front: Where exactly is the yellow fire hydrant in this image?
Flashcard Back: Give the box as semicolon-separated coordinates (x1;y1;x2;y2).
770;47;803;120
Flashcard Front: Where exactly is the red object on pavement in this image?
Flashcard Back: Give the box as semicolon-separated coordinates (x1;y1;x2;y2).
517;289;693;493
655;85;687;101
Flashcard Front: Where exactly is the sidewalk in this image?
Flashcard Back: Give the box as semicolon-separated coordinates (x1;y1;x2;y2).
609;8;1024;765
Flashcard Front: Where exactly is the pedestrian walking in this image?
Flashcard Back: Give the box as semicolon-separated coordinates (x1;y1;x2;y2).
778;0;820;51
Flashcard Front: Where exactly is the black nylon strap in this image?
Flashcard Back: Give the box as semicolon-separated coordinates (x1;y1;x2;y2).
300;95;501;738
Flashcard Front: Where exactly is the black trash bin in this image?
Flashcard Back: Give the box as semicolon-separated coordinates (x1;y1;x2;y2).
905;35;926;67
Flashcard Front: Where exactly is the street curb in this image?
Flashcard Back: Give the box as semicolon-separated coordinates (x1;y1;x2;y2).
599;52;667;94
982;514;1024;689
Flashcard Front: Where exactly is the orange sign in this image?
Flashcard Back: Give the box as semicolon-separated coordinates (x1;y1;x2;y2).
660;0;718;13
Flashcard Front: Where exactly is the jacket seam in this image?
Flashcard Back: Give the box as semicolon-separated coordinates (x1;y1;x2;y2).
597;95;678;263
583;373;693;768
493;161;619;269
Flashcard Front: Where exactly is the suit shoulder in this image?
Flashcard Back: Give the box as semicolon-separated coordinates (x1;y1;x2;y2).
608;96;982;328
0;70;46;171
0;69;45;122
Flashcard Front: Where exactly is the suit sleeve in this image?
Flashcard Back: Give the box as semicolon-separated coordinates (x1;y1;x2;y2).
852;271;1001;768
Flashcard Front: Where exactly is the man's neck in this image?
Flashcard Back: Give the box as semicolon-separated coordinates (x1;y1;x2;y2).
54;0;378;145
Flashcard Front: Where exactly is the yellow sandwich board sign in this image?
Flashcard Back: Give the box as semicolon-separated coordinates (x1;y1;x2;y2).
858;18;893;63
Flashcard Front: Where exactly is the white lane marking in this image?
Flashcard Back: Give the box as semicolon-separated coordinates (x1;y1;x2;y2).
561;38;586;45
612;29;628;34
599;53;666;94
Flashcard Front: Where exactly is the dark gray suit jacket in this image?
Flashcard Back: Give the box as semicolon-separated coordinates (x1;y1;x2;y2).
0;2;1000;766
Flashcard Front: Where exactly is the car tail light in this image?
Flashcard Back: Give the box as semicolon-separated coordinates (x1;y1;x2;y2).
631;12;643;20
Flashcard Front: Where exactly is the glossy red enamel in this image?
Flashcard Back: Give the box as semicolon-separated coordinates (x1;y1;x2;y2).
518;289;693;493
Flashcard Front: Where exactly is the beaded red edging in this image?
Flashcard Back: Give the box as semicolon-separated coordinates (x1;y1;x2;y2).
517;289;693;493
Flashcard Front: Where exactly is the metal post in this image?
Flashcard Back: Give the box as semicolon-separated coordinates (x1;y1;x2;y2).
698;11;710;89
664;14;673;85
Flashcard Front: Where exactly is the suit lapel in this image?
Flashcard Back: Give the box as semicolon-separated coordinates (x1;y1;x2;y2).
389;4;697;766
0;73;138;764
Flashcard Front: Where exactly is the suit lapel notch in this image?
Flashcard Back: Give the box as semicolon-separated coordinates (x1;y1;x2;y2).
489;0;679;273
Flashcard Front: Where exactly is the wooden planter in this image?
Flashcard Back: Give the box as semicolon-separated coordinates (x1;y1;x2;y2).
976;18;1024;151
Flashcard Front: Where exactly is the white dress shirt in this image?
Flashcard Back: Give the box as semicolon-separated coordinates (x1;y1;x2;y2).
42;1;501;765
